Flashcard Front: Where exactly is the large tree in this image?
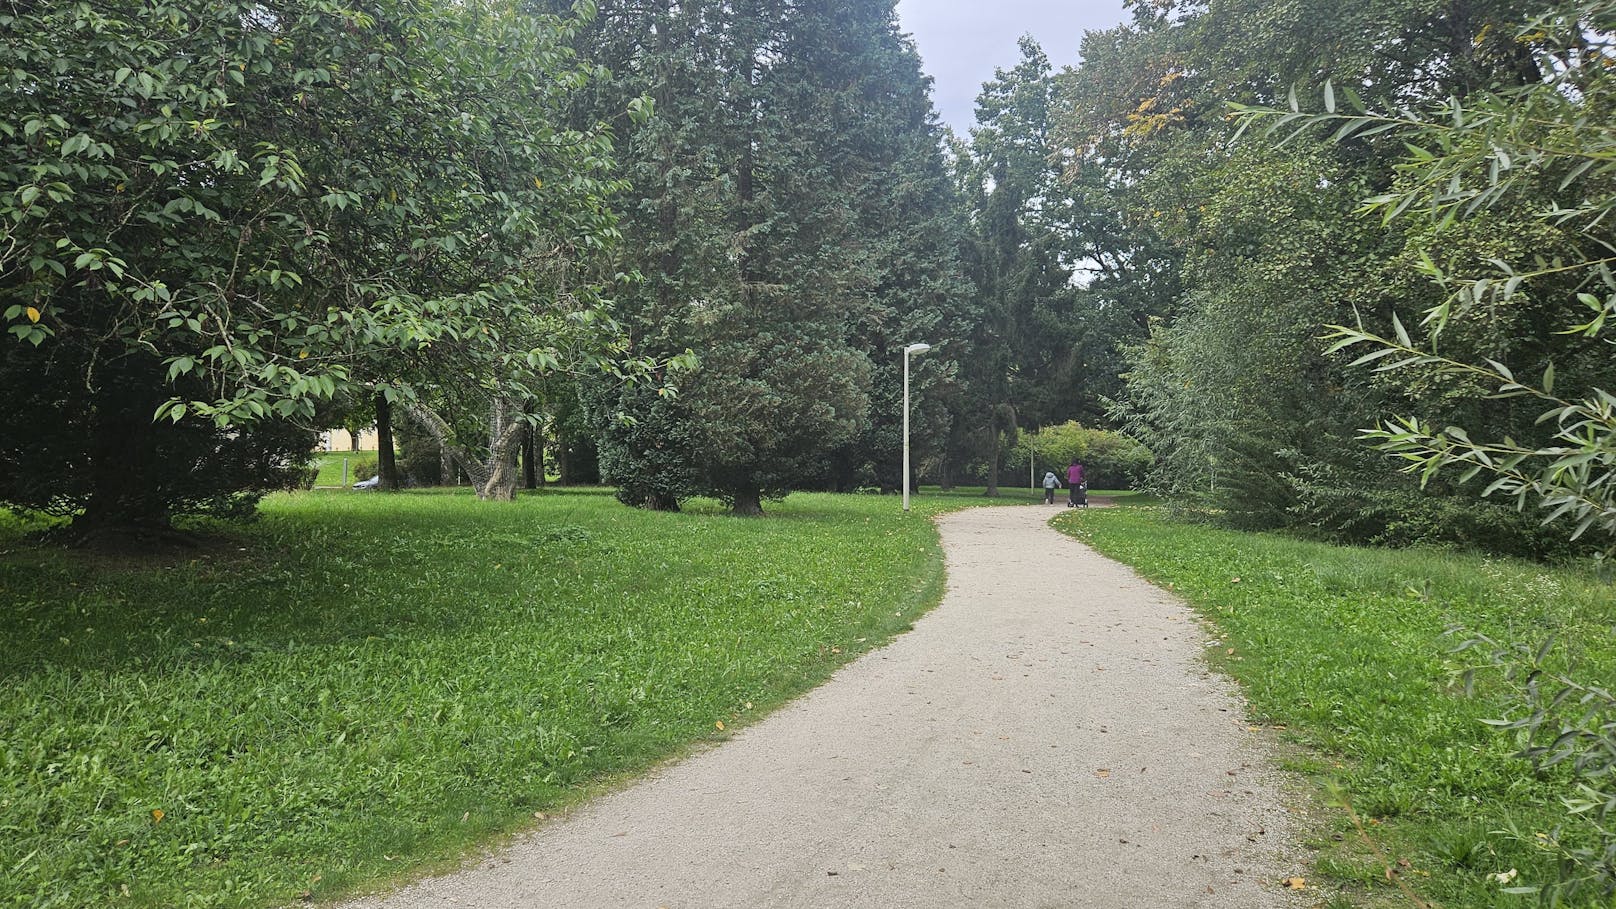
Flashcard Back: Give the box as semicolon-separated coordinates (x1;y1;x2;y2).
954;38;1087;495
570;0;973;513
1;0;644;523
1050;0;1570;548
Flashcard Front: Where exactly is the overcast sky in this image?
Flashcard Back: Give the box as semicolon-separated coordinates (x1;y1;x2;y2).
895;0;1132;134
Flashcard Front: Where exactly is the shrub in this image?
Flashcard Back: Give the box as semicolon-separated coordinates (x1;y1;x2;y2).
1010;421;1153;489
0;343;315;537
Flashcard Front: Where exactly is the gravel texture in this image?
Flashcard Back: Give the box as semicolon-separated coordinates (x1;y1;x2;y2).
342;504;1300;909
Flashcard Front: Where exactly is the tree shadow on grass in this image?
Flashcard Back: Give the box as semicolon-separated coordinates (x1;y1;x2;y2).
0;493;631;681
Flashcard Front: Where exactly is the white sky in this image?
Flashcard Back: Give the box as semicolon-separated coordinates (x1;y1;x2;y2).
895;0;1132;133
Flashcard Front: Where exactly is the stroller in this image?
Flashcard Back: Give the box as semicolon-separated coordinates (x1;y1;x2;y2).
1067;482;1087;508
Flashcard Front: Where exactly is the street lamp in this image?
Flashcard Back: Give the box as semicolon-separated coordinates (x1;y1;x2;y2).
902;342;932;512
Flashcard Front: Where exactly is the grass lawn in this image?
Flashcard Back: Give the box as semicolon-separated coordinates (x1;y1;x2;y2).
2;488;973;908
1053;506;1616;908
309;451;373;488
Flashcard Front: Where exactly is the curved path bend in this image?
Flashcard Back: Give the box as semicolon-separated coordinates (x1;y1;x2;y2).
345;505;1299;909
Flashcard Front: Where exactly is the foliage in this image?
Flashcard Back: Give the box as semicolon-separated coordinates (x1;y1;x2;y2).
1055;505;1616;908
0;487;964;908
1453;631;1616;903
1;0;622;423
1230;7;1616;557
1053;0;1569;548
952;38;1093;494
1230;5;1616;552
1008;421;1153;490
567;0;976;512
0;342;313;533
1;0;657;521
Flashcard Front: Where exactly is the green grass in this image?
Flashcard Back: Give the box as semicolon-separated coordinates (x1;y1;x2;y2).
309;451;373;487
1;488;971;908
1052;506;1616;908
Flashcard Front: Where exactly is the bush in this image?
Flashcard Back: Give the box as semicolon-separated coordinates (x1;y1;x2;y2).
1010;422;1153;490
347;456;379;485
0;342;315;536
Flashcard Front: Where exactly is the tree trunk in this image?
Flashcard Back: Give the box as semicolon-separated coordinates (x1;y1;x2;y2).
376;392;399;491
646;491;681;512
440;444;456;486
984;428;1001;497
730;488;764;517
480;451;519;501
556;434;571;485
521;424;538;490
535;424;546;487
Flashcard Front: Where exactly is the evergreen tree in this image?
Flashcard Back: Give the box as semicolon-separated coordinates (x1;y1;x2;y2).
572;0;974;513
955;38;1084;495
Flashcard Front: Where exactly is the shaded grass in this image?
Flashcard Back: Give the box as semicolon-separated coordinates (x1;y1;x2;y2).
2;488;967;908
1053;506;1616;908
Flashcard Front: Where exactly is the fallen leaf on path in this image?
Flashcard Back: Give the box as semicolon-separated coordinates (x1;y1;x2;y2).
1284;877;1306;890
1094;768;1111;778
715;720;725;731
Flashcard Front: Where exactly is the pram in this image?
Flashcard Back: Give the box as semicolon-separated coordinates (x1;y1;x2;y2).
1067;482;1087;508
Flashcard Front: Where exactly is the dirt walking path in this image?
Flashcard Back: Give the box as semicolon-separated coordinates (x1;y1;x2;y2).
344;505;1298;909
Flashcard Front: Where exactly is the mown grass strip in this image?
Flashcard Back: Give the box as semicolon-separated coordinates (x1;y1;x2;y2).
1053;506;1616;908
2;489;967;908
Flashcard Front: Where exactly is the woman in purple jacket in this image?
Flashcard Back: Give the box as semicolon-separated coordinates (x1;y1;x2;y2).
1066;460;1085;507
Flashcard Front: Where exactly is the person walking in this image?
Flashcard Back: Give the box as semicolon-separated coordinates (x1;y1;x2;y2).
1041;470;1062;504
1066;459;1086;508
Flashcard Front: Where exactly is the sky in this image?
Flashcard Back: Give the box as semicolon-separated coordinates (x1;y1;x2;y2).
895;0;1132;134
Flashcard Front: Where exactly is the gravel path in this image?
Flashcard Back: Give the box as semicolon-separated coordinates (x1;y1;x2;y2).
343;504;1299;909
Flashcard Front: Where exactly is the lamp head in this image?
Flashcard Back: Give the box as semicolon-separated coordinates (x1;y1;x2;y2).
904;342;933;355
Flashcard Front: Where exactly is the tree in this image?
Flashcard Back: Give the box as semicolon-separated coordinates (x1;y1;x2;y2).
1;0;649;521
569;0;971;514
1008;421;1153;490
956;38;1094;496
1244;1;1616;554
1049;0;1564;546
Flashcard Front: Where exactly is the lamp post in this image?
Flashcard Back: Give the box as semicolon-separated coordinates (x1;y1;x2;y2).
902;342;932;512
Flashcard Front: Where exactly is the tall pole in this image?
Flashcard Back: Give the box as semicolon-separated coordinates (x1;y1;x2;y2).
902;343;931;512
903;349;912;512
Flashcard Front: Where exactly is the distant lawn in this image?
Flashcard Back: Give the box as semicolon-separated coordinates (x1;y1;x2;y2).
310;450;374;487
1;488;967;908
1054;506;1616;908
